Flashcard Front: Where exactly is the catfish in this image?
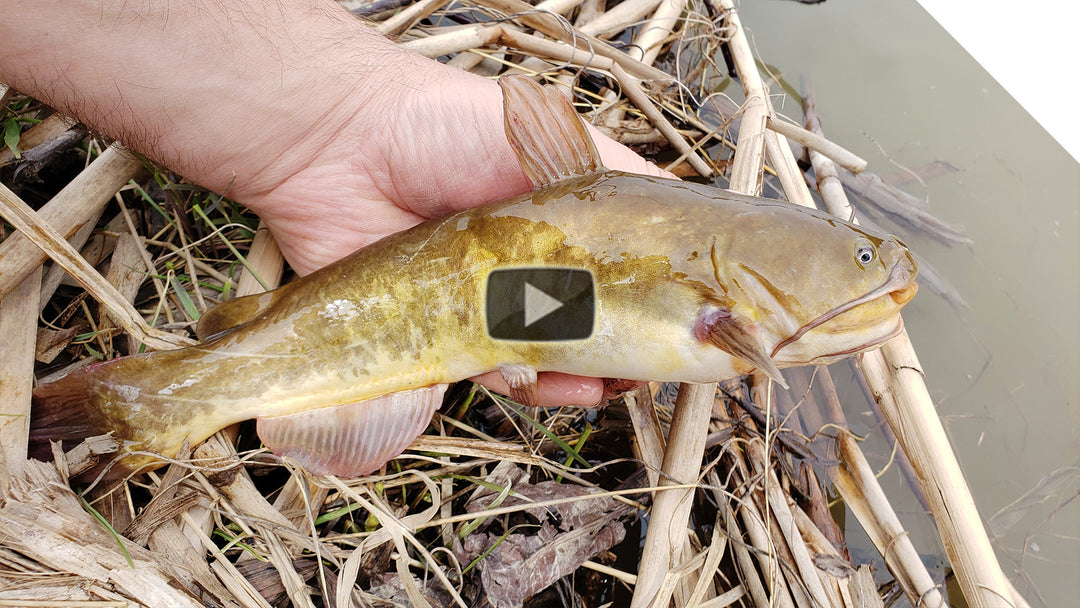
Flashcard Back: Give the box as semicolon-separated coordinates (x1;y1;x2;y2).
31;76;917;479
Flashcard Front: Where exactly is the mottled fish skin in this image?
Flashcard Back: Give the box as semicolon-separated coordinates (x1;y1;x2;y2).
43;169;915;474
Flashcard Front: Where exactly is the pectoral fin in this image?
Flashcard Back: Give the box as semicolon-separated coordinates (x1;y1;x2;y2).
197;291;277;341
256;385;447;478
500;75;603;189
696;308;788;389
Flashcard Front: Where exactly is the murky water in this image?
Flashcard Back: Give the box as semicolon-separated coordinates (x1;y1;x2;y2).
729;0;1079;605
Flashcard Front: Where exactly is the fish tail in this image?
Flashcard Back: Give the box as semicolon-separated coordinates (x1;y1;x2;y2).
30;357;171;480
29;366;102;462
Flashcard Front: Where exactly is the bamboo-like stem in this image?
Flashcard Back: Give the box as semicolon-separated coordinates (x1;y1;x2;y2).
865;340;1014;608
0;182;191;351
0;268;40;491
376;0;451;36
235;222;283;298
37;207;103;312
631;382;714;607
579;0;662;37
0;145;143;300
832;429;946;607
734;463;798;608
801;77;1015;608
474;0;675;84
632;0;688;65
717;0;812;207
766;115;867;175
709;470;770;608
402;23;502;57
612;64;713;178
748;440;836;608
623;386;666;488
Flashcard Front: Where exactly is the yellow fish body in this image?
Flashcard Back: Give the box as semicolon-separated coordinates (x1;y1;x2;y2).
31;77;917;479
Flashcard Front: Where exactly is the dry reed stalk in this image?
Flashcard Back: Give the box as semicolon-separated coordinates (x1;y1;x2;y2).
1;461;206;608
765;115;867;175
748;440;837;608
575;0;605;25
0;113;77;165
719;496;770;608
716;0;812;207
375;0;451;35
831;429;946;607
235;222;283;297
96;231;151;353
810;364;945;607
631;382;712;607
578;0;663;37
789;502;860;608
0;182;191;351
715;1;766;196
0;268;39;490
612;65;714;180
801;78;1015;608
0;145;142;299
623;386;666;487
36;207;104;313
406;23;623;76
471;0;675;83
734;466;798;608
632;0;688;65
683;518;729;606
866;339;1015;608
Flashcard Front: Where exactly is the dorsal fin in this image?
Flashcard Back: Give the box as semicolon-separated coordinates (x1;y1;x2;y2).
256;385;447;478
196;291;276;341
500;75;603;189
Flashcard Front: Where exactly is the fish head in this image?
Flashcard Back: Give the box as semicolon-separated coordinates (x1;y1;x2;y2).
700;202;918;377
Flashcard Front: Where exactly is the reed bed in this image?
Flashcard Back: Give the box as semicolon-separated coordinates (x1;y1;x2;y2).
0;1;1026;607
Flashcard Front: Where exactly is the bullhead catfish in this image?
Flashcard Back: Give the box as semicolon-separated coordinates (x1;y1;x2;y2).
31;76;917;479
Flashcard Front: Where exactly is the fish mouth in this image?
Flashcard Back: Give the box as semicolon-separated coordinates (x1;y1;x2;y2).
771;254;917;359
812;315;905;361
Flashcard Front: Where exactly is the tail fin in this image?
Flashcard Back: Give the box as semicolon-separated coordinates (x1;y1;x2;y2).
29;367;103;461
30;362;153;481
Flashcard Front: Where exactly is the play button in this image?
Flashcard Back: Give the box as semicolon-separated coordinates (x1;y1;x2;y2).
486;268;594;341
524;282;564;327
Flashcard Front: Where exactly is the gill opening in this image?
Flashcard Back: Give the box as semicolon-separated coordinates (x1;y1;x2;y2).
770;255;914;358
709;237;728;297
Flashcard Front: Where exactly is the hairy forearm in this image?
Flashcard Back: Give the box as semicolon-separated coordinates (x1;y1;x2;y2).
0;0;436;196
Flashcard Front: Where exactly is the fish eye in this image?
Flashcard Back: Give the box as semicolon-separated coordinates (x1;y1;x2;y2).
855;239;877;267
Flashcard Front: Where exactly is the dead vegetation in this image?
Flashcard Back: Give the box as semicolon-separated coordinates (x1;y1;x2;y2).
0;1;1030;607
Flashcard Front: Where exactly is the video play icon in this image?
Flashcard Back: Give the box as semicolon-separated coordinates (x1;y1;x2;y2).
486;268;594;341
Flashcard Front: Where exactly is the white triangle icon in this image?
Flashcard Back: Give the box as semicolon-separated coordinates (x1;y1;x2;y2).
524;282;564;327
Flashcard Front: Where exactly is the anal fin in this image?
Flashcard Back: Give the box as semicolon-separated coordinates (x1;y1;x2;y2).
256;385;447;478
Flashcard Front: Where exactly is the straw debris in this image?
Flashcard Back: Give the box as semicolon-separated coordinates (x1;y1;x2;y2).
0;1;1034;607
